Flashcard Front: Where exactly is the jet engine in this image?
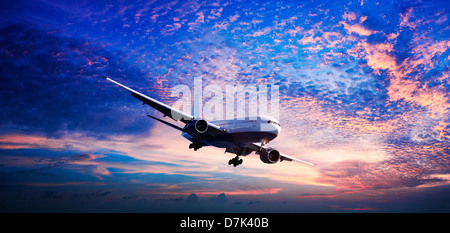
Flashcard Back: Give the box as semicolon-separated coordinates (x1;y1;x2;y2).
186;119;208;134
259;148;281;164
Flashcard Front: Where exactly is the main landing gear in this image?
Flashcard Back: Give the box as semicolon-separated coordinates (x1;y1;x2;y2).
228;156;243;167
189;141;202;151
226;147;251;167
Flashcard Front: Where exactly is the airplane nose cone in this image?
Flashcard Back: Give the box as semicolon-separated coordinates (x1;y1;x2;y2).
275;124;281;135
264;123;280;136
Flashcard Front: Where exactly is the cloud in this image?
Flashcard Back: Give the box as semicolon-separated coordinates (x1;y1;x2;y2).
229;14;240;23
212;193;228;204
400;7;415;29
185;188;282;196
342;9;449;144
41;191;59;199
343;12;357;21
341;21;378;36
0;24;157;138
72;191;112;198
161;22;183;35
0;125;316;194
252;27;272;37
331;205;378;211
186;193;199;202
0;0;449;213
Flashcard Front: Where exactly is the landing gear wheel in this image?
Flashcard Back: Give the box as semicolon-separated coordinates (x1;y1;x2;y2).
189;142;202;151
228;156;243;167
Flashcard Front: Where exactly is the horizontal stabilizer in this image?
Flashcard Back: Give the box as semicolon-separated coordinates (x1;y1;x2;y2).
147;115;184;131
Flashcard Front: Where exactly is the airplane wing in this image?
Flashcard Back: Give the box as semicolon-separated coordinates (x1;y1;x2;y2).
105;76;225;136
147;115;184;131
279;152;315;166
105;76;192;123
246;142;315;166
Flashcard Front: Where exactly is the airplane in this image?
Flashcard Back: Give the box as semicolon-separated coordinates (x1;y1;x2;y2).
105;76;315;167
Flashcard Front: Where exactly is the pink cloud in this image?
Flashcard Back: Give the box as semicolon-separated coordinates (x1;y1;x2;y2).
341;21;378;36
252;27;272;37
298;33;320;45
342;12;357;21
229;14;239;23
345;29;449;142
400;7;414;29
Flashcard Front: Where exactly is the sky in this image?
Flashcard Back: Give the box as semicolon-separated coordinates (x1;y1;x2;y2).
0;0;449;212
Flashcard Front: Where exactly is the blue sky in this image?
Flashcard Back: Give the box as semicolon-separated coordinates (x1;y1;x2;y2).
0;0;449;212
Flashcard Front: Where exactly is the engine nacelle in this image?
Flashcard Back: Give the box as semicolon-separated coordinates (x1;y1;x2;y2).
186;119;208;134
259;148;281;164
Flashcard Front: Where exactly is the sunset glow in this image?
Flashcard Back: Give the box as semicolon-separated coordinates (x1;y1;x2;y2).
0;0;449;212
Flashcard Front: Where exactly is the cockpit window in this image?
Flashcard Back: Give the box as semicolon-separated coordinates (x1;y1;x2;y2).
267;120;281;126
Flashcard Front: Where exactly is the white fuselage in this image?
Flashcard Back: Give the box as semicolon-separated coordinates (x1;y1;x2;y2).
182;115;281;148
